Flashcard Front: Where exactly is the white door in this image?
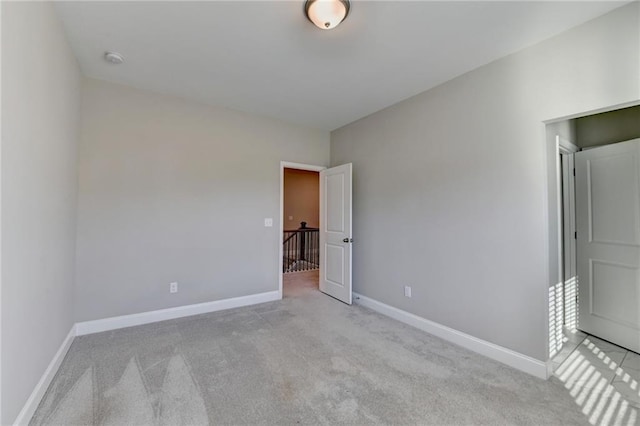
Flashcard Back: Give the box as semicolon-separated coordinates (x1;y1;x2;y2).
319;163;352;304
575;138;640;352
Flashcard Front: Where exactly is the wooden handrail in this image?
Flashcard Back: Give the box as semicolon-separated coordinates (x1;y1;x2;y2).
282;223;319;273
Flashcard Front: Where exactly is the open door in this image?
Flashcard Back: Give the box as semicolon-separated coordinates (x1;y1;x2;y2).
575;138;640;352
319;163;352;304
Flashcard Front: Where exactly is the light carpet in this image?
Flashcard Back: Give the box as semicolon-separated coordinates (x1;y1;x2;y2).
32;271;589;425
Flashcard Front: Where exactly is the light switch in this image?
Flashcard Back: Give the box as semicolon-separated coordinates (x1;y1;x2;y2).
264;218;273;227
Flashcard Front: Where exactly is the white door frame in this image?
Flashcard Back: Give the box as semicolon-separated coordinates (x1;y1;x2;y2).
279;161;326;298
556;135;579;288
548;135;580;366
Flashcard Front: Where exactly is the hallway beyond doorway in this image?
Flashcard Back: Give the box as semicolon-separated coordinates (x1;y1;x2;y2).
283;270;319;298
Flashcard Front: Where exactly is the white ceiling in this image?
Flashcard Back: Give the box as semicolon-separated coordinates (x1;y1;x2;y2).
55;1;628;130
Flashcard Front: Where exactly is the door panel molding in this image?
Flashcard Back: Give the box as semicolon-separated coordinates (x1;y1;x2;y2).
576;138;640;352
320;163;352;304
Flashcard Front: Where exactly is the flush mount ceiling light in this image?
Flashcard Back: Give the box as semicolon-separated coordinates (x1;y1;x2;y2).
305;0;350;30
103;51;124;65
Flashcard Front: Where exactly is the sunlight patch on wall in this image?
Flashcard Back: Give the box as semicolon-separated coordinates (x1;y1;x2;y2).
549;282;565;358
565;276;578;331
549;276;579;359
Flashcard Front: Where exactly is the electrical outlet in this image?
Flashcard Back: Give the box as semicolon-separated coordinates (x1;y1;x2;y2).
170;282;178;293
264;218;273;227
404;286;412;298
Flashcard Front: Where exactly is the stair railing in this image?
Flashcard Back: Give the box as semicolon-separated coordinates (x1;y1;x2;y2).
283;222;319;273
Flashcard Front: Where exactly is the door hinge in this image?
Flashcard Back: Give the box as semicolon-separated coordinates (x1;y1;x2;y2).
573;168;576;177
575;231;577;239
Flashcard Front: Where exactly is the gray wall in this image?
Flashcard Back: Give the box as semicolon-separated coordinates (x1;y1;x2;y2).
574;105;640;148
330;3;639;361
1;2;81;423
75;79;329;322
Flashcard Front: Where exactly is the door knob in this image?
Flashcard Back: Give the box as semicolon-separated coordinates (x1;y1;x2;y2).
343;238;353;243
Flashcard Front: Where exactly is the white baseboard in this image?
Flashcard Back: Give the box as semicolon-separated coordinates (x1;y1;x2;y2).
13;325;76;426
76;290;281;336
353;293;548;379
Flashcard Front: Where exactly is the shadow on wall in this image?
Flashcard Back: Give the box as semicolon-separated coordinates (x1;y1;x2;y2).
573;105;640;148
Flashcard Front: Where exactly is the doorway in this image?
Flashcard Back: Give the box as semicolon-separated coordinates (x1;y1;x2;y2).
546;106;640;423
278;161;354;304
548;104;640;362
282;166;321;296
279;162;325;298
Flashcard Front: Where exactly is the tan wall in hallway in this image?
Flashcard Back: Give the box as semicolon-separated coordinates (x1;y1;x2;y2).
284;169;319;229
